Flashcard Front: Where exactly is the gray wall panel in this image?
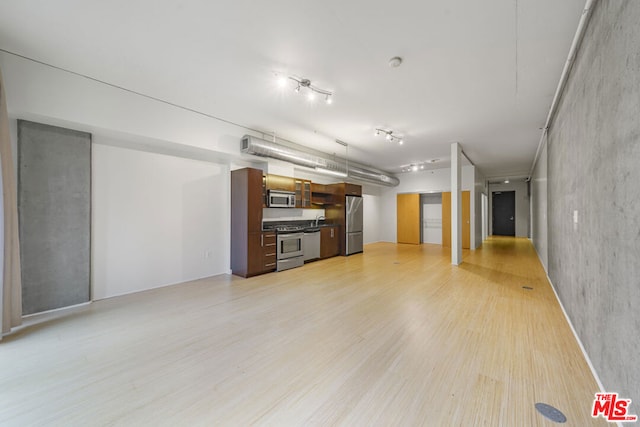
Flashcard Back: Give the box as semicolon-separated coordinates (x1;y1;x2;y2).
18;120;91;314
547;0;639;404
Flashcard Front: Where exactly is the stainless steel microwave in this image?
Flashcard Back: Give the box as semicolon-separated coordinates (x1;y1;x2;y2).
267;190;296;208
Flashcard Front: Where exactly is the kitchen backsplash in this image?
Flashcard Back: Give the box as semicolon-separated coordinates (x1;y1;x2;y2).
262;208;325;223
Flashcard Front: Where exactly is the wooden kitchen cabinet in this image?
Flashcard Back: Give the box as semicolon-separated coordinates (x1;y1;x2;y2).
310;182;336;207
343;183;362;196
266;174;295;192
231;168;274;277
294;179;312;208
320;226;341;259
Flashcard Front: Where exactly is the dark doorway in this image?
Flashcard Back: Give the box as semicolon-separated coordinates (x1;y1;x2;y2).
492;191;515;236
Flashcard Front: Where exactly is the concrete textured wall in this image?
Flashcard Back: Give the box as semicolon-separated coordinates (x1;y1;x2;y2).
547;0;640;404
531;140;548;272
18;120;91;314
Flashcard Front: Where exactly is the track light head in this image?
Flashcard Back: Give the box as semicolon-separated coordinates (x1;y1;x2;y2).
375;128;404;144
287;75;332;105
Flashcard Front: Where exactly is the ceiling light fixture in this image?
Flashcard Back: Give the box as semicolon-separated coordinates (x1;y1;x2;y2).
398;158;440;173
389;56;403;68
375;128;404;144
287;76;333;104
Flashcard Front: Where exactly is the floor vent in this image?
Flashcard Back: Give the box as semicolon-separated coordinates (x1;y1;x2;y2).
535;402;567;423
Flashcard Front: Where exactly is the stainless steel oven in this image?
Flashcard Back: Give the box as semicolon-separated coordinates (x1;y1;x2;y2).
276;231;304;271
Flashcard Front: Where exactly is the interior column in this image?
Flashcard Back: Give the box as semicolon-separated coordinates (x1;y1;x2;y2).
451;142;462;265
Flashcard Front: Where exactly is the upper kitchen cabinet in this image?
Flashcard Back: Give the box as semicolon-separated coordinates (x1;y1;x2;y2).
266;174;295;192
232;168;263;233
310;183;336;207
294;178;312;208
343;183;362;196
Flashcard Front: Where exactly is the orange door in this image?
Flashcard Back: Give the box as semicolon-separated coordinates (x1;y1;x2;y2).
442;192;451;248
442;191;470;249
397;193;420;244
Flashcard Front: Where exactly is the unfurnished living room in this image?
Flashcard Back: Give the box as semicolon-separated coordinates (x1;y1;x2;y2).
0;1;638;426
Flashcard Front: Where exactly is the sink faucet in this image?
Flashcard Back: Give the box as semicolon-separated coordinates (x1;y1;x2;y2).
315;215;326;227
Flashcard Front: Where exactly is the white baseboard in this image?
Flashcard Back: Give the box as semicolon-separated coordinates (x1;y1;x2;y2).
545;272;605;394
22;301;92;319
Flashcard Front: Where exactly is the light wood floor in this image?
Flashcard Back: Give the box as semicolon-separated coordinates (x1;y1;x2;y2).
0;237;606;426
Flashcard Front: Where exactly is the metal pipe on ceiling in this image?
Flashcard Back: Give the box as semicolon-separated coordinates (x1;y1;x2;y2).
528;0;597;180
241;135;400;187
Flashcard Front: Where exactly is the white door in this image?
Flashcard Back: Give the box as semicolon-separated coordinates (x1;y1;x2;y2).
422;203;442;244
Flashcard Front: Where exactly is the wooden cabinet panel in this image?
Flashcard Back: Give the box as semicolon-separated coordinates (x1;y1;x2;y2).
231;167;272;277
311;183;335;207
344;183;362;196
247;170;264;233
261;232;277;272
247;232;277;275
266;174;295;192
442;191;470;249
397;193;420;244
247;232;265;275
320;226;340;259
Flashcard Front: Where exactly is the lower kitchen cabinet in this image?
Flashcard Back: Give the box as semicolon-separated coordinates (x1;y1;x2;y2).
261;232;277;272
320;226;341;259
245;232;277;276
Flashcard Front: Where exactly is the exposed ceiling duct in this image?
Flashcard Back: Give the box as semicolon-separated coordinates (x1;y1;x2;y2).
241;135;400;187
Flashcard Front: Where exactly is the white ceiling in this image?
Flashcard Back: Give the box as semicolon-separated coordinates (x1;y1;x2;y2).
0;0;585;179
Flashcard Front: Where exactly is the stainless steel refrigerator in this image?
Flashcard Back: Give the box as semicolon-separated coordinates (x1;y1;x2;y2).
345;195;363;255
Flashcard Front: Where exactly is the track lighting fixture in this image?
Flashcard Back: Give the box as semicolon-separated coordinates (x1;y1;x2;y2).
286;76;333;104
374;128;404;144
399;159;439;173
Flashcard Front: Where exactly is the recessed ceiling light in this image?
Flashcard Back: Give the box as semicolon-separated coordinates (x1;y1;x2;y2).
504;180;510;184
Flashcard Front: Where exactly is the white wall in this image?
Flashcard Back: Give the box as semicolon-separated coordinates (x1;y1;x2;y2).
531;140;548;272
488;180;530;238
92;142;229;299
363;186;383;244
474;168;487;249
0;52;256;160
379;166;475;243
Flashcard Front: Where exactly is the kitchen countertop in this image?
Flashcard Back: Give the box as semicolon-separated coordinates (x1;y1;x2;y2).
262;221;340;232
